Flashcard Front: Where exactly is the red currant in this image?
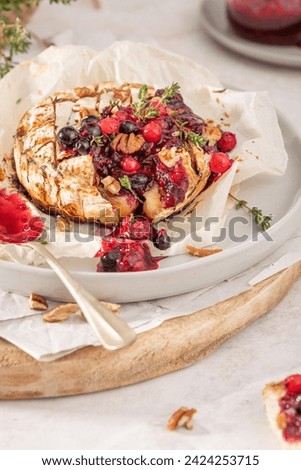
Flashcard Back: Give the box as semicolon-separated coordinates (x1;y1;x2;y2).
217;132;237;152
142;122;162;143
100;117;120;135
284;374;301;394
210;152;233;174
120;157;141;174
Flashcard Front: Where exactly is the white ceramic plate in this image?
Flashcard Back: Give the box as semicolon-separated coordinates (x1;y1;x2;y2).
200;0;301;68
0;113;300;303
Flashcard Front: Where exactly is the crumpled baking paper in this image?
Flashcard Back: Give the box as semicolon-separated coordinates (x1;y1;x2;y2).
0;41;287;263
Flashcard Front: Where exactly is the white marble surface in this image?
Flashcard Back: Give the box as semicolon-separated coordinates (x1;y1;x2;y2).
0;0;301;450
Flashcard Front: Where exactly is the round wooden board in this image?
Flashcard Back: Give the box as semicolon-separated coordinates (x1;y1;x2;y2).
1;261;301;400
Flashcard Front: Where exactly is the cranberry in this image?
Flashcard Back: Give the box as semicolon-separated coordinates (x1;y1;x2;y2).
74;138;91;155
285;375;301;395
57;126;79;148
210;152;233;174
81;115;100;126
142;122;162;144
170;164;187;184
120;157;141;174
217;132;237;152
119;120;137;134
100;117;120;135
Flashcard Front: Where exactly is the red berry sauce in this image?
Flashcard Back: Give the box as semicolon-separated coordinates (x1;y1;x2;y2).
0;189;44;244
96;237;159;273
279;374;301;442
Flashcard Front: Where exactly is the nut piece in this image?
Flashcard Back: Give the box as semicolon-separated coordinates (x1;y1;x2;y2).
101;176;121;195
43;301;120;323
43;303;79;323
29;293;49;311
110;133;144;154
204;125;222;146
186;245;223;257
167;407;197;431
158;147;180;168
100;301;120;314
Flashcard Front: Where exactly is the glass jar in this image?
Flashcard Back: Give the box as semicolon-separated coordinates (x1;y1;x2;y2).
227;0;301;46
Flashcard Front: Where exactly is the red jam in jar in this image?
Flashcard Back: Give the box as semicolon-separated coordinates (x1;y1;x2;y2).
227;0;301;46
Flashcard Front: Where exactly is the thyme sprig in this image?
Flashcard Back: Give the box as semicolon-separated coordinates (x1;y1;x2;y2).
0;0;75;78
133;82;181;120
230;194;273;231
184;130;207;147
175;120;208;148
133;84;159;120
160;82;180;103
92;135;103;146
0;19;30;78
119;175;131;191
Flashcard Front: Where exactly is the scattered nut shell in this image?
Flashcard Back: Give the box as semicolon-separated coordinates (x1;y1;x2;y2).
167;407;197;431
29;293;49;311
43;303;79;323
186;245;223;257
43;301;120;323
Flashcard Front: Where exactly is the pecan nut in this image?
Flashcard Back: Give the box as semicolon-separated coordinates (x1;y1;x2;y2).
186;245;222;257
29;293;49;311
110;133;144;154
43;301;120;323
167;407;197;431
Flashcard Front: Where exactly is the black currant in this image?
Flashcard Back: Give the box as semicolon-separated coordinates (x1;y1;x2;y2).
153;229;171;250
81;115;100;126
80;123;102;137
119;120;137;134
57;126;79;148
100;249;121;272
74;138;91;155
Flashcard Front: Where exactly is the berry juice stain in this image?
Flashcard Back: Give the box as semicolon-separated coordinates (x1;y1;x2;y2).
0;189;44;244
227;0;301;46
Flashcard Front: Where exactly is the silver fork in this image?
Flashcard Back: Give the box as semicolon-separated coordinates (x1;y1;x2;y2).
27;242;136;350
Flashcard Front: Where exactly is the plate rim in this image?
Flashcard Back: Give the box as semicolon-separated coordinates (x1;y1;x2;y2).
200;0;301;68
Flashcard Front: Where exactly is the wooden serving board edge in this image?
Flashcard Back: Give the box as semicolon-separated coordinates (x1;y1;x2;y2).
1;261;301;400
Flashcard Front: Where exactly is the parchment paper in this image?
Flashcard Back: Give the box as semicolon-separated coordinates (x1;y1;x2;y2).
0;41;287;262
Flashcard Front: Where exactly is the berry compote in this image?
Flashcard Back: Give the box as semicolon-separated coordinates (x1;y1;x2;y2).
279;374;301;443
0;189;44;244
